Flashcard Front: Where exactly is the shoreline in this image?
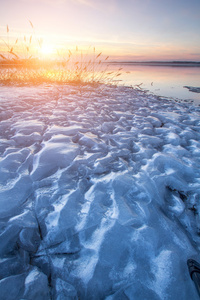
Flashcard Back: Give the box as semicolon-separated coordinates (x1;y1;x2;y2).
0;81;200;106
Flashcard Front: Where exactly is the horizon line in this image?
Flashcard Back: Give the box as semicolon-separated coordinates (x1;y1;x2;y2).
109;60;200;64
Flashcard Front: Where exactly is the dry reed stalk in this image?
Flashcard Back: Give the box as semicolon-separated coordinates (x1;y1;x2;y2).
0;23;123;86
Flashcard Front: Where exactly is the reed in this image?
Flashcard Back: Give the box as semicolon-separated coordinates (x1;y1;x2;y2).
0;22;123;86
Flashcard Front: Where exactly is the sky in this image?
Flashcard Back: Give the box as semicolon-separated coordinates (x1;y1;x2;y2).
0;0;200;61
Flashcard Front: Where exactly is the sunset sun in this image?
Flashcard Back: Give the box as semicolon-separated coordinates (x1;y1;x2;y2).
39;43;55;57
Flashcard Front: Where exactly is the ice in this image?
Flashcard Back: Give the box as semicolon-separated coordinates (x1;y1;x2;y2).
12;120;45;135
0;265;50;300
0;175;32;218
44;124;85;140
52;278;78;299
0;273;26;300
151;250;172;299
12;132;42;147
31;140;80;181
23;267;50;300
184;86;200;93
0;84;200;299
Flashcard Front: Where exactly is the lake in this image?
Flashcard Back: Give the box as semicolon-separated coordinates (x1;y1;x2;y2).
110;63;200;104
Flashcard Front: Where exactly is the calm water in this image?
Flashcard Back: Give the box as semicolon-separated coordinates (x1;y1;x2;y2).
110;63;200;104
1;63;200;104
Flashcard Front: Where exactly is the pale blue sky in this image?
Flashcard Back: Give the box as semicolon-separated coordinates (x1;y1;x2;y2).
0;0;200;60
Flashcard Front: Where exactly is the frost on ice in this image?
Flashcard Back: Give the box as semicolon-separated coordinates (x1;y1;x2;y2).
0;84;200;299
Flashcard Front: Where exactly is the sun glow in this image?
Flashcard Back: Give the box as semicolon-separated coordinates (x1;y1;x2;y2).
39;43;55;57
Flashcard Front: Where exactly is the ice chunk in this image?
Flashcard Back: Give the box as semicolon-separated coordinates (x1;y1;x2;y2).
113;282;161;300
12;132;42;146
165;132;180;146
23;267;50;300
52;278;78;300
0;209;40;255
44;124;85;140
0;273;26;300
78;132;106;151
0;175;32;218
0;256;27;280
184;86;200;93
146;116;162;127
101;121;116;133
42;189;83;248
165;189;185;217
0;148;31;184
138;134;163;148
31;141;80;180
19;227;40;253
12;120;44;135
0;224;21;256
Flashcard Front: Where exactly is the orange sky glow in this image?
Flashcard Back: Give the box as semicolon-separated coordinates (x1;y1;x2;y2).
0;0;200;62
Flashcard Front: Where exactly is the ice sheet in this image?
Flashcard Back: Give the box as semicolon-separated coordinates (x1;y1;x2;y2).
0;83;200;299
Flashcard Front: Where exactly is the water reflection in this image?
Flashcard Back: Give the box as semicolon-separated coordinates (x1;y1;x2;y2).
111;64;200;104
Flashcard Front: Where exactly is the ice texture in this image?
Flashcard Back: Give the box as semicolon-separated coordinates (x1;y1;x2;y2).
0;83;200;299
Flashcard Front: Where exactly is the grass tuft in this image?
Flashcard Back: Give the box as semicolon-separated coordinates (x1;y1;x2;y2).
0;22;123;86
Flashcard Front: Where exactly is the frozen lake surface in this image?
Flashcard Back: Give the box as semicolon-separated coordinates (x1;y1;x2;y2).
0;83;200;299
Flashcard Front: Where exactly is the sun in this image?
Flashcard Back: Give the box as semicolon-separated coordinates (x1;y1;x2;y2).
39;43;55;57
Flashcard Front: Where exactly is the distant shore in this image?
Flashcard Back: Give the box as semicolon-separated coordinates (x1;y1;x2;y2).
109;61;200;67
